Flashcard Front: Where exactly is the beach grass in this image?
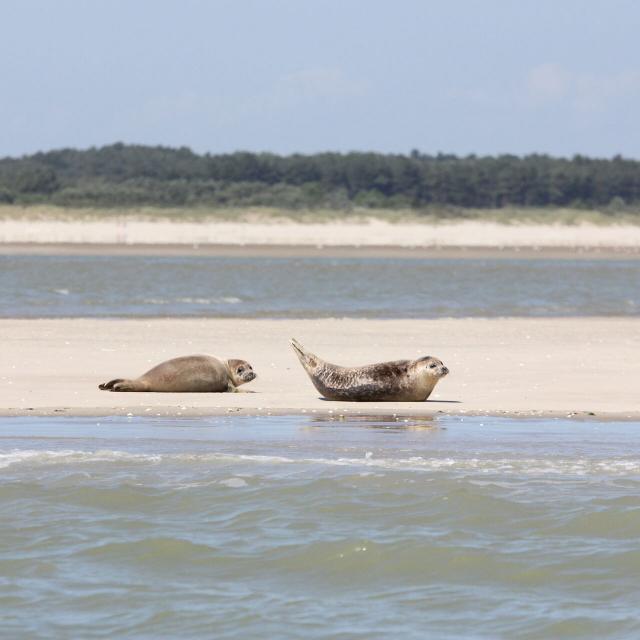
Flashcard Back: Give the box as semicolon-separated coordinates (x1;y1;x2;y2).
1;204;640;225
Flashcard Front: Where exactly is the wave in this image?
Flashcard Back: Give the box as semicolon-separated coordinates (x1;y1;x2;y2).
142;296;242;305
2;448;640;476
0;449;163;468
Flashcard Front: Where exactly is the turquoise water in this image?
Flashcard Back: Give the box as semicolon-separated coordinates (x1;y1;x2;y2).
2;415;640;639
1;255;639;317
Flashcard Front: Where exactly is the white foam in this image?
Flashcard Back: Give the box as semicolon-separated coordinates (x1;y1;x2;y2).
142;296;242;306
1;449;639;477
178;296;242;305
219;477;248;488
0;449;162;468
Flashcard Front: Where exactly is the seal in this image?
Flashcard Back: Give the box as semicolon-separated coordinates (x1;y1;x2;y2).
290;338;448;402
98;355;256;392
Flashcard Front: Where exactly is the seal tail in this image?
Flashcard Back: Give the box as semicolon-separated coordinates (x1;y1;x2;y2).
290;338;320;372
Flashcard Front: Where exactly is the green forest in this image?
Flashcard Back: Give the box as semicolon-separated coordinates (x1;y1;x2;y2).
1;143;639;213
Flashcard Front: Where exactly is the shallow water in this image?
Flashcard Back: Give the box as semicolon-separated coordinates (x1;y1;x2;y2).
1;255;639;317
1;414;640;639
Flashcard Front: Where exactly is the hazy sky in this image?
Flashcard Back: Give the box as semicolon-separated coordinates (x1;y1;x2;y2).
3;0;640;158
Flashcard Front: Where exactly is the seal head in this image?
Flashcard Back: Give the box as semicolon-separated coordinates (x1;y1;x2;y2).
227;359;257;386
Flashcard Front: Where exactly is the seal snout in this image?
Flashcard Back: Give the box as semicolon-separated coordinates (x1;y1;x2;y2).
441;366;449;376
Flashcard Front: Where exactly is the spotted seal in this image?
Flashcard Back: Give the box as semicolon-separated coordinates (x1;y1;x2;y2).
98;355;256;392
291;339;448;402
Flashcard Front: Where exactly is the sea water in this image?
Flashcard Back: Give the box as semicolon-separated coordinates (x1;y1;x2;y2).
1;415;639;639
1;255;639;318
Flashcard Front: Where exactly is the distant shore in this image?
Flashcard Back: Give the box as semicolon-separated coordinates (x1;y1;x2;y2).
1;211;640;252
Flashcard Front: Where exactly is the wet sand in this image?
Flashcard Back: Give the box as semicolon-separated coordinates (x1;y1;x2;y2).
2;242;639;259
1;318;638;419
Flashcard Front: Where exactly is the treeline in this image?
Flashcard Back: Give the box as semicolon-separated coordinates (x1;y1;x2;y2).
1;143;640;211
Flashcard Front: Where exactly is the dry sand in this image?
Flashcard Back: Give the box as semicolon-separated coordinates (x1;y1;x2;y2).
2;218;640;250
2;318;638;420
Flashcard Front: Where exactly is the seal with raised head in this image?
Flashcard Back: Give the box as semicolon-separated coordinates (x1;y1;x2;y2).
98;355;256;392
290;339;448;402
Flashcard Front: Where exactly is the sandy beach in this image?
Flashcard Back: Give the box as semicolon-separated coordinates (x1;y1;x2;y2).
1;317;638;419
2;217;640;251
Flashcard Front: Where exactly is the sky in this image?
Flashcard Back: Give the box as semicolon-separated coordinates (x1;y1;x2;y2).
2;0;640;159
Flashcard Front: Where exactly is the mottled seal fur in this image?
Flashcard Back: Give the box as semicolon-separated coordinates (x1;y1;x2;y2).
98;355;256;392
291;339;448;402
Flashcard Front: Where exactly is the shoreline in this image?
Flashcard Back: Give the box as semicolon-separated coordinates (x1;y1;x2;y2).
2;317;638;420
2;242;640;259
0;406;630;421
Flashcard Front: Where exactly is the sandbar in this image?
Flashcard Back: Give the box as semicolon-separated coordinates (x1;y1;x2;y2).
1;318;638;420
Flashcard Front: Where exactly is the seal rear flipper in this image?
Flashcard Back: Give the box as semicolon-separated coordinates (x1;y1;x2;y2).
290;338;320;371
98;378;124;390
99;378;144;392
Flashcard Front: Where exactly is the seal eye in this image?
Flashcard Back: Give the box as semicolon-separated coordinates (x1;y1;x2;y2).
237;367;244;374
429;363;436;369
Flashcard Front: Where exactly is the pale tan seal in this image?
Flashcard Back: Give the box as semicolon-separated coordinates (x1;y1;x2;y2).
98;355;256;392
291;339;448;402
